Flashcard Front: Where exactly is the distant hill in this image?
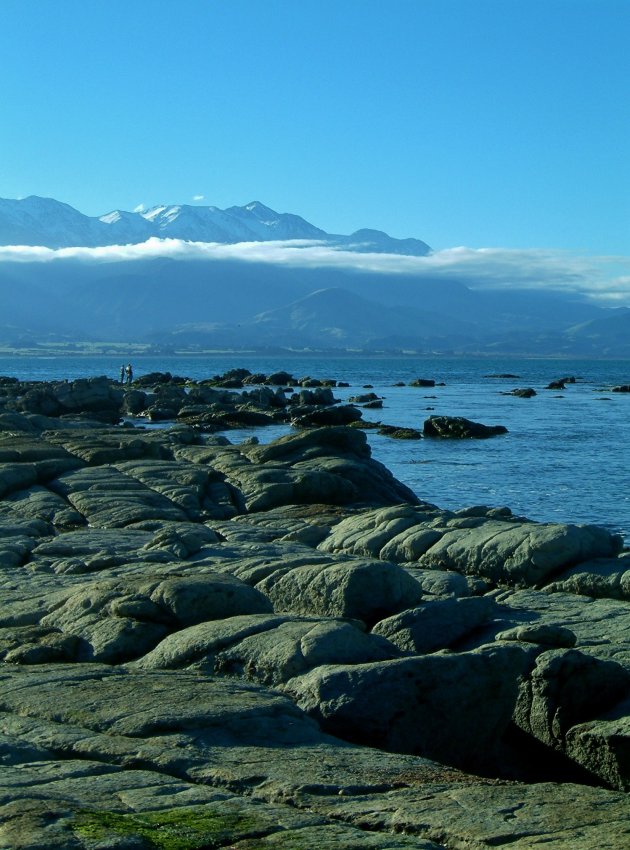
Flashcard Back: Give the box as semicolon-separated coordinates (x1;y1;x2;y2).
0;196;432;255
0;251;615;355
238;287;481;350
562;308;630;356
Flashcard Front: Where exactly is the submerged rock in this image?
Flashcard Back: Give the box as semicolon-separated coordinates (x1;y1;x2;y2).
377;424;423;439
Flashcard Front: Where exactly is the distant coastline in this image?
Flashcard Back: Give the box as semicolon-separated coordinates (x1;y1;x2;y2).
3;343;630;361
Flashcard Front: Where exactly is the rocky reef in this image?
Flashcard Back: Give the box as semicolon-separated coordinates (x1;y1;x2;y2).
0;374;629;848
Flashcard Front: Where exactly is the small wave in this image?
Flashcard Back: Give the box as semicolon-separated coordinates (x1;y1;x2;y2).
409;459;482;467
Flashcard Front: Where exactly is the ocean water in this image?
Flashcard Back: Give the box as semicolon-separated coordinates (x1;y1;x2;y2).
1;353;629;544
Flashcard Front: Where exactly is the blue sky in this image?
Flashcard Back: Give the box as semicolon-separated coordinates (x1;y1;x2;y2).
1;0;628;254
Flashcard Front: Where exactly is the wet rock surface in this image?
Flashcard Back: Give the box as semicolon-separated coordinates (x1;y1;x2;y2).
0;373;629;848
423;415;508;438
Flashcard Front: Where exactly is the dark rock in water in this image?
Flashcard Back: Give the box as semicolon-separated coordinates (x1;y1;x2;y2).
612;385;630;393
410;378;436;387
423;415;508;439
221;368;252;381
546;378;574;390
362;399;383;409
291;404;362;428
217;408;279;427
133;371;179;387
393;381;406;386
214;378;244;388
349;393;380;404
242;372;267;385
241;387;288;408
290;387;337;406
122;388;149;415
509;388;537;398
485;373;521;378
377;424;422;439
152;383;188;411
337;381;350;387
266;371;297;386
147;405;178;421
350;419;381;430
199;368;251;387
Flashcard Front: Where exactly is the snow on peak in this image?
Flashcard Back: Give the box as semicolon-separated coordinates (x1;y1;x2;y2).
245;201;278;219
142;206;169;222
100;211;122;224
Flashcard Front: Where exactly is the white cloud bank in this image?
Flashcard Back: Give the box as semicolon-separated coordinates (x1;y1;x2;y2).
0;237;628;305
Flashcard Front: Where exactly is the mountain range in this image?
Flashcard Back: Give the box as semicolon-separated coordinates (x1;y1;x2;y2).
0;195;431;255
1;195;629;356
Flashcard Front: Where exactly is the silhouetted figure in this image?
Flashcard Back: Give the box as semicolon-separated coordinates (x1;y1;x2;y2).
120;364;125;384
125;363;133;384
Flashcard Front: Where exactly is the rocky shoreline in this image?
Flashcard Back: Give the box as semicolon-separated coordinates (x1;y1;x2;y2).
0;373;629;848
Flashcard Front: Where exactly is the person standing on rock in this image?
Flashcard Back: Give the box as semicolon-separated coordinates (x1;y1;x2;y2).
120;364;125;384
125;363;133;384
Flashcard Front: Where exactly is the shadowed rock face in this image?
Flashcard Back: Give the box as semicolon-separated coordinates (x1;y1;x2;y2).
284;644;535;774
0;382;630;849
372;596;497;653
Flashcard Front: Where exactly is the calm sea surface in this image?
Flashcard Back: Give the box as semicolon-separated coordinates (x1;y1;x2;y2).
2;353;629;544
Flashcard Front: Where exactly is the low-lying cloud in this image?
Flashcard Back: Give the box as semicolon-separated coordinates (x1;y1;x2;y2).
0;237;628;305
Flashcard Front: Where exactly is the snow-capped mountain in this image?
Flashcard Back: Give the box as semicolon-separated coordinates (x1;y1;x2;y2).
0;196;107;248
0;195;431;255
97;209;155;244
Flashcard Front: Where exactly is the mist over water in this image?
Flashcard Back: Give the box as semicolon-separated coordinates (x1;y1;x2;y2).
2;353;629;543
